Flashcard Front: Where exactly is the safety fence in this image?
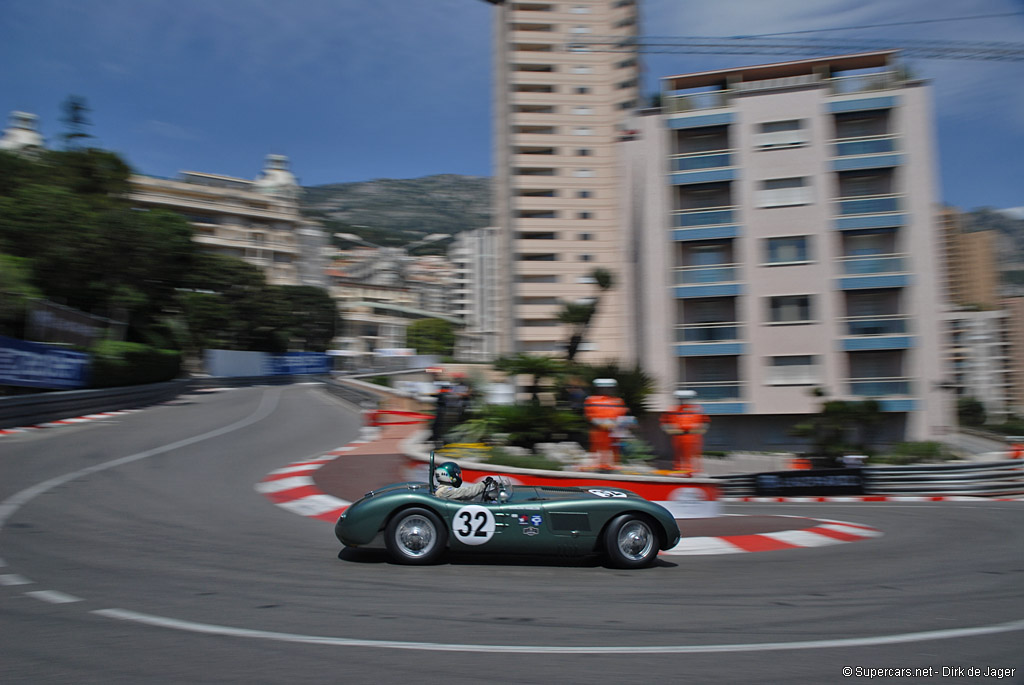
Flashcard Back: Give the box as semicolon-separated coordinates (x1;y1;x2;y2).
717;460;1024;499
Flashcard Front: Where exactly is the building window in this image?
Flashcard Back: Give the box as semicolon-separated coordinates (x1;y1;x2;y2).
766;355;818;385
757;177;811;208
575;86;590;95
518;231;558;240
518;274;559;283
579;254;592;262
768;295;813;324
755;120;807;148
578;212;592;219
765;236;810;265
569;5;591;13
579;232;593;241
571;65;593;74
572;106;594;115
573;127;593;136
578;190;592;198
518;253;559;261
573;169;595;178
576;148;592;156
570;25;591;33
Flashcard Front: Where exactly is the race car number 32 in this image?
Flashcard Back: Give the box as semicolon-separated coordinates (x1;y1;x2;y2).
453;505;496;545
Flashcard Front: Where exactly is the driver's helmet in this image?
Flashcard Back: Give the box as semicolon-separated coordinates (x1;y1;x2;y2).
435;461;463;488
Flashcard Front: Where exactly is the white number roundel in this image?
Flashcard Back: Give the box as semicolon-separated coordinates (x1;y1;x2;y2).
588;489;628;498
453;505;496;545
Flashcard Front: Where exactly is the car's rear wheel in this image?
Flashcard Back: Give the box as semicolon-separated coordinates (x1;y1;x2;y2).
385;507;447;565
604;514;658;568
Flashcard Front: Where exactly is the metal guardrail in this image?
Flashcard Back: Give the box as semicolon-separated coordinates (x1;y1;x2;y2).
717;461;1024;498
0;379;191;429
0;374;329;430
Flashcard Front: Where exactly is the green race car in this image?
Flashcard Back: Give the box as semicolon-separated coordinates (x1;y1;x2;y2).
335;456;681;568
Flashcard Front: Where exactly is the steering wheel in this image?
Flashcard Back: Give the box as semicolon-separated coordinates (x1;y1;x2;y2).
481;476;499;502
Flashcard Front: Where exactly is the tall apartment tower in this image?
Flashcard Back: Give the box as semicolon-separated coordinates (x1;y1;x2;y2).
940;206;1000;310
625;52;952;448
484;0;640;358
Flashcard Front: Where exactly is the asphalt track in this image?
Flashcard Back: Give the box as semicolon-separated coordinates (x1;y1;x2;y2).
1;384;1022;684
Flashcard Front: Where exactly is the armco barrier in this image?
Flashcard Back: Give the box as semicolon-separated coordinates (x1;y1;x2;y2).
717;460;1024;499
0;373;330;430
0;379;191;429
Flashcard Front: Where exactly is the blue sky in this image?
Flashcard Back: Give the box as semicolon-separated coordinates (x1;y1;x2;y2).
1;0;1022;212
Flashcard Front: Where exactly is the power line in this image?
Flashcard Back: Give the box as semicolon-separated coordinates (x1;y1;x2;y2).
729;12;1024;39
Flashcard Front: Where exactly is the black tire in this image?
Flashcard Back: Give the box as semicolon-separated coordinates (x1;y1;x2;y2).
603;514;658;569
385;507;448;565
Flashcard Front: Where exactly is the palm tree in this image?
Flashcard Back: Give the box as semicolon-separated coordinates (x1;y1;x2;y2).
493;353;565;404
559;267;614;362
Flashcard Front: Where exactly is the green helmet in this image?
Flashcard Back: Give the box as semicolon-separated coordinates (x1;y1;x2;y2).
435;461;462;488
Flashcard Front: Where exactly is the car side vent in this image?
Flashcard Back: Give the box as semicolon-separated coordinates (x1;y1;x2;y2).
550;512;591;531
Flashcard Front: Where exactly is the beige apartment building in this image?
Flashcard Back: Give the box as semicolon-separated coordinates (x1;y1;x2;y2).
485;0;640;358
940;206;1000;310
130;155;317;286
624;51;953;448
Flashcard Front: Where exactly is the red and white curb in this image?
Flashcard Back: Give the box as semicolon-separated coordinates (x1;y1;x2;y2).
662;516;882;556
255;447;359;522
257;448;885;555
0;410;142;437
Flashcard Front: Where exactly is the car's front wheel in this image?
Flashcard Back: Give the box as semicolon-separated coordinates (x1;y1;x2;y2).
385;507;447;565
604;514;658;568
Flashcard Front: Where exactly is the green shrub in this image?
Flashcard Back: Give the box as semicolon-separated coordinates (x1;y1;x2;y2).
871;441;956;465
89;340;181;388
486;447;563;471
469;403;588;451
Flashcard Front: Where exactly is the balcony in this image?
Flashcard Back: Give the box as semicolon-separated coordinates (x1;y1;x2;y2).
672;206;736;227
675;322;744;357
842;315;909;336
674;264;742;299
833;194;905;231
674;264;738;285
839;253;905;275
837;252;909;291
846;376;911;396
676;322;742;343
828;71;903;96
670;151;736;185
831;135;903;172
664;90;731;114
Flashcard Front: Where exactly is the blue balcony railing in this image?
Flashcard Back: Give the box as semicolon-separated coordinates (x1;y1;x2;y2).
848;377;911;396
836;195;900;215
675;265;738;285
671;152;732;172
834;136;897;157
843;316;909;336
840;253;905;275
674;207;735;227
676;322;742;343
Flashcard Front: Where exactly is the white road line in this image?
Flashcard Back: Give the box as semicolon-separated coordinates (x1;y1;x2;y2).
0;574;33;586
26;590;82;604
91;608;1024;654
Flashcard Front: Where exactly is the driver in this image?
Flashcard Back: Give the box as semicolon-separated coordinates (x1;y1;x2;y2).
434;461;494;501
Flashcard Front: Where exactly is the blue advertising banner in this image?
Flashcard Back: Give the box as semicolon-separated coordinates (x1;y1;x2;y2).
262;351;331;376
0;336;90;389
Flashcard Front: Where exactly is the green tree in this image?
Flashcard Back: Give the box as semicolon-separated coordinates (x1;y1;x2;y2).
494;353;565;404
957;396;986;427
406;318;455;356
559;267;614;362
0;253;42;337
574;360;656;417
